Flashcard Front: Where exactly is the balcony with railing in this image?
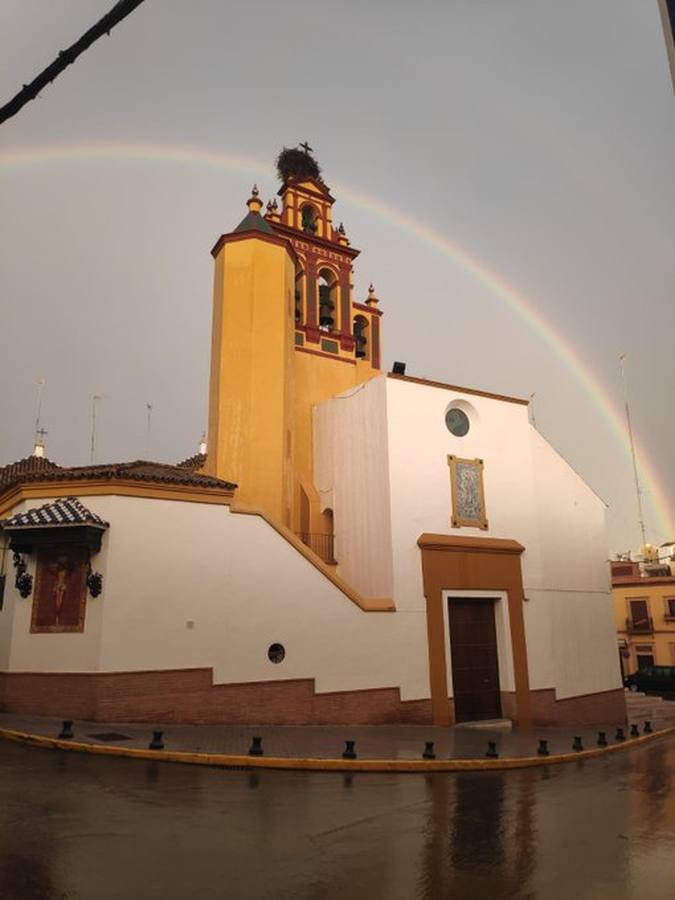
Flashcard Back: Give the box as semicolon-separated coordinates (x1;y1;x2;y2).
296;532;336;565
626;615;654;634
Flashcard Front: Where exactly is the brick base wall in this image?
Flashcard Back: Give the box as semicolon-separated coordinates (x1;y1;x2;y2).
0;669;433;725
0;670;626;727
528;688;627;726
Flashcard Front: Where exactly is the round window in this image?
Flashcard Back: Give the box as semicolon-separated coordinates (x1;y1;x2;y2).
267;643;285;664
445;407;470;437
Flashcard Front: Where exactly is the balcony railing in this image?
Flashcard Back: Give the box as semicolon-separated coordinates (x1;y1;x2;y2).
296;532;336;565
626;616;654;634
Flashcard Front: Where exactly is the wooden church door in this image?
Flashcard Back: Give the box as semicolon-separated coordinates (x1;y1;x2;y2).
448;598;502;722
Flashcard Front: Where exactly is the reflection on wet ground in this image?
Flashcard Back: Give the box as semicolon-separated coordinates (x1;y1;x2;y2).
0;736;674;900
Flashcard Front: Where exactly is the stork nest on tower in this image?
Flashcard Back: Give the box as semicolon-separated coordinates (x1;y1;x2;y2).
276;146;322;184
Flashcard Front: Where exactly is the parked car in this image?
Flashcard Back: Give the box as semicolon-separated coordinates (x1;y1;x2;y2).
624;666;675;694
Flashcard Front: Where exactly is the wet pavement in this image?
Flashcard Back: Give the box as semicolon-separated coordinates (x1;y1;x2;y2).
2;709;675;761
0;734;674;899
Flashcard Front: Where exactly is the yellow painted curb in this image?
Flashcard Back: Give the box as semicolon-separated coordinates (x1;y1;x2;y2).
1;724;674;773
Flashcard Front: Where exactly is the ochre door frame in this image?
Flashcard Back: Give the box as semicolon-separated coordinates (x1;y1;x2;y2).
417;533;532;727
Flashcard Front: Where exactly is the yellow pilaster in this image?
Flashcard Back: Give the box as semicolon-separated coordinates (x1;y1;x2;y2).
205;235;296;524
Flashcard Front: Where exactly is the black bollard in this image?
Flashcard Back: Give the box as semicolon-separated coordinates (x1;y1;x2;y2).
597;731;608;747
615;726;626;742
248;736;263;756
342;740;357;760
58;720;74;740
644;721;653;734
572;736;583;752
149;730;164;750
422;741;436;760
537;739;549;756
485;740;499;759
630;724;640;738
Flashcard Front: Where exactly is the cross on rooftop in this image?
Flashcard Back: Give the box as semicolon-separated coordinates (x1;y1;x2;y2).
299;141;313;154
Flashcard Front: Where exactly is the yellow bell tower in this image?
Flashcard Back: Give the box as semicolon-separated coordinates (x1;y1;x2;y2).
205;146;383;547
205;185;297;523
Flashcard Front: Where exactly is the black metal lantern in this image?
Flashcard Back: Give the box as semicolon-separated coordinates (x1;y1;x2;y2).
13;552;33;598
87;570;103;598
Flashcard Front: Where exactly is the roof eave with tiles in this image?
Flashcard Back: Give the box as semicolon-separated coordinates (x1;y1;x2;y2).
0;457;236;494
0;496;110;531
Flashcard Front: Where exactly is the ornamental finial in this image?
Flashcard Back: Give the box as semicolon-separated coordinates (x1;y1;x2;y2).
246;184;263;214
366;283;379;306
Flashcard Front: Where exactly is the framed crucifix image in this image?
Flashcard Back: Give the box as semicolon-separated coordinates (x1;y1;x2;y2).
30;545;89;633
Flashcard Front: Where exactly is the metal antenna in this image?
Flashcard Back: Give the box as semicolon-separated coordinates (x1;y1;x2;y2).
529;392;537;429
90;394;103;464
619;354;647;550
146;403;153;459
34;377;46;444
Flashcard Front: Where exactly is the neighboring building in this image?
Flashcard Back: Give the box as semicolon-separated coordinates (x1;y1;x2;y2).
612;558;675;676
0;147;625;727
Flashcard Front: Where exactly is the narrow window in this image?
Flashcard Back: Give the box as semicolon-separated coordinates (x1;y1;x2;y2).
318;269;336;330
353;314;369;359
295;269;305;324
301;205;318;234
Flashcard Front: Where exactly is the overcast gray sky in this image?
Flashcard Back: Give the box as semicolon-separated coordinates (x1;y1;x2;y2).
1;0;674;553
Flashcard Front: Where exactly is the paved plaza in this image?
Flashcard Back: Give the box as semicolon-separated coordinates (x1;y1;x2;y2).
1;730;674;899
2;697;675;764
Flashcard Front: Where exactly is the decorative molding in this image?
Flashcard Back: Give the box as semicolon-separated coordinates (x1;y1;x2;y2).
210;229;300;265
387;372;529;406
230;502;394;611
293;346;357;366
417;534;524;555
418;533;531;727
352;301;383;317
0;480;234;519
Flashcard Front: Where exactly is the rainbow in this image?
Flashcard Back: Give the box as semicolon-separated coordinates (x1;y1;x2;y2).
2;142;673;543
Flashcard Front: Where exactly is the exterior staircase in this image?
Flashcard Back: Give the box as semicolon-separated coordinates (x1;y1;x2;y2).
624;688;675;729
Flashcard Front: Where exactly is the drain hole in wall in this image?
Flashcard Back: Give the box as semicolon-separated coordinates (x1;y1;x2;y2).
268;643;285;664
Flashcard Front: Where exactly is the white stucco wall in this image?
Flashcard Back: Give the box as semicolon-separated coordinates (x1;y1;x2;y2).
1;373;621;709
314;374;621;701
528;428;620;698
313;376;394;598
0;495;431;702
0;563;17;669
384;377;542;610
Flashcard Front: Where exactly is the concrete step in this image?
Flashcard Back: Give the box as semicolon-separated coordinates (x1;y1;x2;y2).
454;718;513;731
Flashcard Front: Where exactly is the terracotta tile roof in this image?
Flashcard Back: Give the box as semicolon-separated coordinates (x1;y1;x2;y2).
0;456;60;491
0;457;236;494
1;496;109;530
612;575;675;587
176;452;207;470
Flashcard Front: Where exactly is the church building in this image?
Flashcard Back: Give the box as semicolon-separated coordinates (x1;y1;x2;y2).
0;146;625;727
